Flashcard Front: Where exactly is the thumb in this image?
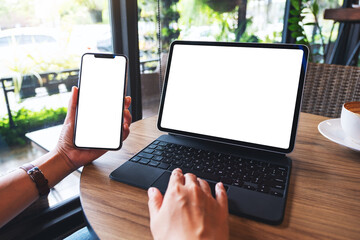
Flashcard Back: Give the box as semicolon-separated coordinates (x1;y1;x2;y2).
64;86;78;125
147;187;163;218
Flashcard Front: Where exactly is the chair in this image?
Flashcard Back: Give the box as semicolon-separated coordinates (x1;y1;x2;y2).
301;62;360;118
0;196;86;240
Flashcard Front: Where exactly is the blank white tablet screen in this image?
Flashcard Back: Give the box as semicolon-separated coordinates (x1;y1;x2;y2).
74;54;126;149
160;44;304;149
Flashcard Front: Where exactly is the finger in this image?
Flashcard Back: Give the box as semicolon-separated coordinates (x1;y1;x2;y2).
124;96;131;109
168;168;184;188
198;178;212;196
64;86;78;125
148;187;163;219
122;123;130;141
184;173;199;186
215;182;228;210
123;109;132;125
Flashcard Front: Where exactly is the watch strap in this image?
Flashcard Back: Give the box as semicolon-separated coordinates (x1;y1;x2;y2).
20;163;50;197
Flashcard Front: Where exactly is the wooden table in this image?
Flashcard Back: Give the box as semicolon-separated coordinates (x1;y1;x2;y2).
25;125;63;152
324;8;360;22
80;113;360;240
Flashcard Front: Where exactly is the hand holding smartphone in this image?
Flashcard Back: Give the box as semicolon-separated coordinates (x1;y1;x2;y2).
74;53;128;150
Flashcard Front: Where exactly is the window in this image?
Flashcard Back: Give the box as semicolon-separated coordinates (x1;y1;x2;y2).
135;0;346;119
34;35;56;43
137;0;289;119
0;0;112;206
0;36;11;47
15;35;33;45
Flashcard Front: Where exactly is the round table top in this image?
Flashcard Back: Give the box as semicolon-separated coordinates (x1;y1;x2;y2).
80;113;360;240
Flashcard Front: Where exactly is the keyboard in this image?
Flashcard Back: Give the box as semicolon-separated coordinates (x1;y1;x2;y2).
129;140;288;198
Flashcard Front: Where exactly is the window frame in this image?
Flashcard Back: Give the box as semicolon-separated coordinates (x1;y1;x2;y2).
110;0;142;122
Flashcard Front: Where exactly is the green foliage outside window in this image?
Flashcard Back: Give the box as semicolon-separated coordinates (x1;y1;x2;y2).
160;0;181;51
0;107;67;148
177;0;259;43
288;0;340;62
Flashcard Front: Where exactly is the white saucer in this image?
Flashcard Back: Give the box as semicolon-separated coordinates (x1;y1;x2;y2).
318;118;360;152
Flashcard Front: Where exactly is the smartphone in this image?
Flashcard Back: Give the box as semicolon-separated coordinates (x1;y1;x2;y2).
73;53;127;150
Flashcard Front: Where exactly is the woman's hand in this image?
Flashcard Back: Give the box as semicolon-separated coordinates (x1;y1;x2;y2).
148;168;229;240
56;86;132;170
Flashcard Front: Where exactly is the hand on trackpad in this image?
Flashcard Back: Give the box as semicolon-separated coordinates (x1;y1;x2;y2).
151;171;228;198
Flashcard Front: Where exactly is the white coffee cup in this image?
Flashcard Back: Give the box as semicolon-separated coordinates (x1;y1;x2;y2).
340;101;360;144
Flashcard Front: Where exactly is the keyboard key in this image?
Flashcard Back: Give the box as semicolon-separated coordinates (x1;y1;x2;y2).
153;141;160;145
163;153;173;158
275;178;285;183
248;165;255;170
205;167;214;173
156;146;165;150
185;152;192;157
278;167;287;172
173;160;183;166
257;188;270;194
251;177;261;184
214;163;223;169
204;161;212;166
162;158;172;164
130;156;141;162
153;156;163;161
149;161;160;167
183;162;193;168
148;144;157;149
258;184;270;190
139;158;150;165
233;179;243;187
138;152;153;159
270;191;283;197
158;163;170;169
244;184;256;191
143;148;154;154
194;165;204;171
226;166;233;171
159;142;167;146
243;175;251;181
274;184;284;190
194;159;201;164
153;150;163;156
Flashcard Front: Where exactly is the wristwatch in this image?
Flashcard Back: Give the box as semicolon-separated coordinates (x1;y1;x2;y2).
20;163;50;197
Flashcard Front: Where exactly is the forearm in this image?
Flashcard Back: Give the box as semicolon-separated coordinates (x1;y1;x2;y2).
0;150;73;227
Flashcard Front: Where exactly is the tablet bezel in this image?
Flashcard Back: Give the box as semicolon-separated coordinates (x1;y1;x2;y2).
157;40;308;154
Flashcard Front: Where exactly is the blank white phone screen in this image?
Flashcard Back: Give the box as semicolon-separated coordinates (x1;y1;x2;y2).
160;44;304;149
74;54;126;149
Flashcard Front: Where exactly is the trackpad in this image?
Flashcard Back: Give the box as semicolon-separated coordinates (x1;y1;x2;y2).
151;171;171;194
110;161;164;189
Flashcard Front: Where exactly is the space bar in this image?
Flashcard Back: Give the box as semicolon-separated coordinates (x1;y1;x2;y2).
173;167;220;182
